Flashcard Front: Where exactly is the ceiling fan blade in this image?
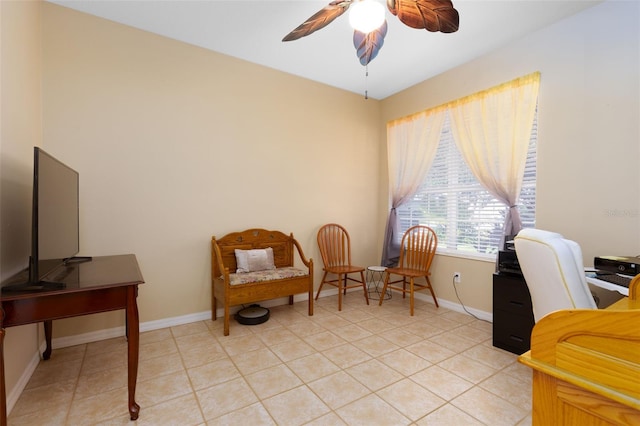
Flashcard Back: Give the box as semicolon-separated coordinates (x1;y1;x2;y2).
282;0;353;42
387;0;459;33
353;20;388;66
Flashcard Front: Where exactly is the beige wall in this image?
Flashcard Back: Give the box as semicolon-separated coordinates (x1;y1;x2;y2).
0;0;44;406
381;0;640;312
41;3;383;337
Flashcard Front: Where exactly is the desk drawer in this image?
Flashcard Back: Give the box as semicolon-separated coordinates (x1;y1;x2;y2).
493;308;534;354
493;273;533;315
493;273;535;355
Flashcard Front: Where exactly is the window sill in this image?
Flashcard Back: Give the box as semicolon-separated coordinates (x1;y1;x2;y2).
435;249;497;263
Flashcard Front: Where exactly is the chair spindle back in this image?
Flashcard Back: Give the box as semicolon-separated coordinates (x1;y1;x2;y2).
317;223;352;268
399;225;437;272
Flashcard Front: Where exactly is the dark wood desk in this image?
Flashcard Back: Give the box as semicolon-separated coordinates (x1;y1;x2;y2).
0;254;144;424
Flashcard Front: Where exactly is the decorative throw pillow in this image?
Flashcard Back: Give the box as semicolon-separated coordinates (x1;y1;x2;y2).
235;248;276;273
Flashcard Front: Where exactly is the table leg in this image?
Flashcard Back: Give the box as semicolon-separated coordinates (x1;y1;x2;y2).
126;286;140;420
0;325;6;426
43;320;53;360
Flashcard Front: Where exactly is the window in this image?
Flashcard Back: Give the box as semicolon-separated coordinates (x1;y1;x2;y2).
397;110;537;257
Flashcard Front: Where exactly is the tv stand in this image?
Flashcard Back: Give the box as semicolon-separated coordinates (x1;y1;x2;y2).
1;280;66;293
0;254;145;424
64;255;93;264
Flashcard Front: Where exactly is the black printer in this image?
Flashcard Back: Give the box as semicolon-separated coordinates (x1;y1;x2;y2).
594;255;639;276
497;249;522;276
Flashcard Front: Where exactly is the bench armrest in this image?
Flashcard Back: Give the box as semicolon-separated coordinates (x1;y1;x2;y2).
291;234;313;272
211;237;230;281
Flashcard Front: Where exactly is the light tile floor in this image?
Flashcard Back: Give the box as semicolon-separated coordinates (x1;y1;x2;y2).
8;293;532;425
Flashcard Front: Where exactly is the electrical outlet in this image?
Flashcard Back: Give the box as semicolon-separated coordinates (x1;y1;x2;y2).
453;272;461;283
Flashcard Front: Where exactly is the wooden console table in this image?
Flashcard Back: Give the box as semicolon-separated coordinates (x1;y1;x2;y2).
519;276;640;425
0;254;145;424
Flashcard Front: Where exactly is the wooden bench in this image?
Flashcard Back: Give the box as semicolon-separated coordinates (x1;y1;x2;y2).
211;228;314;336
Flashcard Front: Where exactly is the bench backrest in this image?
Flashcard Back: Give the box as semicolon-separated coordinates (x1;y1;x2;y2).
212;228;295;276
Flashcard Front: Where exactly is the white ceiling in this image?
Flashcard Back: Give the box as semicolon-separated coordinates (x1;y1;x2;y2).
49;0;603;100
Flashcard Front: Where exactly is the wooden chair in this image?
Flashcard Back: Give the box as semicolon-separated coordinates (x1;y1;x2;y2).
315;223;369;311
379;225;438;315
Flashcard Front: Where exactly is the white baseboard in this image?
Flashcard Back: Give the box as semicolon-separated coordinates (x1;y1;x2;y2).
435;295;493;322
5;347;41;416
52;295;313;350
7;291;491;415
315;287;493;322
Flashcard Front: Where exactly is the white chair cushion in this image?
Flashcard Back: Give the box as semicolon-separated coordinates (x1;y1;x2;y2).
514;228;596;322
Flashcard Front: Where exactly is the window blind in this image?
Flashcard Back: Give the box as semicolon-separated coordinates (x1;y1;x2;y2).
397;111;537;257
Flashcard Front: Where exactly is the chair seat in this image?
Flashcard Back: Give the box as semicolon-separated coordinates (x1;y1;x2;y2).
325;265;365;274
386;267;429;278
229;267;309;285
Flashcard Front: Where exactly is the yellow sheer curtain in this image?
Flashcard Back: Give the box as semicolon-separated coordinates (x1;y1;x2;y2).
381;107;446;267
449;72;540;242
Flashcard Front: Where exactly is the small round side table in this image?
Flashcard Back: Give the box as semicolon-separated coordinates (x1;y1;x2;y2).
366;266;391;300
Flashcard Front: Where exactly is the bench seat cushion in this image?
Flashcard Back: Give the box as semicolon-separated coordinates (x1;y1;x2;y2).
229;267;309;285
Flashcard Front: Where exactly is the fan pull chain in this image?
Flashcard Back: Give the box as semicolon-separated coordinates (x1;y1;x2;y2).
364;64;369;100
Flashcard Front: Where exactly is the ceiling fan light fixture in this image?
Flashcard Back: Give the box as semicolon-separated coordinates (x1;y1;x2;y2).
349;0;385;34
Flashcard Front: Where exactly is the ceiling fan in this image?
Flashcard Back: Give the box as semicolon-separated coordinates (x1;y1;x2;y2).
282;0;460;66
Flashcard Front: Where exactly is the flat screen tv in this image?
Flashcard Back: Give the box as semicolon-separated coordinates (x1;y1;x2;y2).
4;147;85;291
30;147;80;283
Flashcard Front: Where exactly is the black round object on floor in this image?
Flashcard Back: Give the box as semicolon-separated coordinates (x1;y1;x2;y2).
235;304;270;325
